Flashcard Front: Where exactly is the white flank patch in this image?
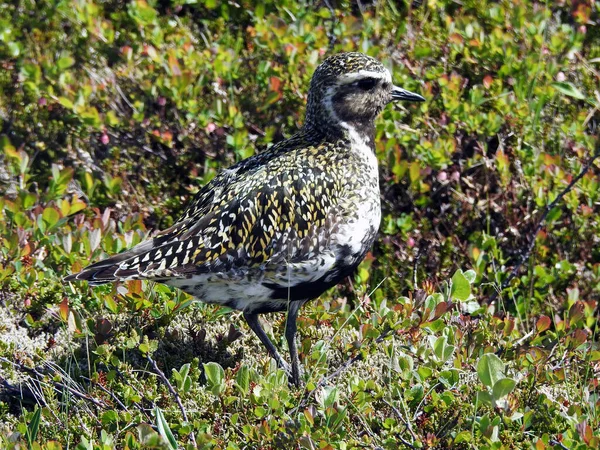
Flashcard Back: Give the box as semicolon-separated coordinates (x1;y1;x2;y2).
166;274;275;311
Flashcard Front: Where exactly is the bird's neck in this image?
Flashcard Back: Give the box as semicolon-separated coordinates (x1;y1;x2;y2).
340;120;376;152
303;95;376;152
302;118;376;153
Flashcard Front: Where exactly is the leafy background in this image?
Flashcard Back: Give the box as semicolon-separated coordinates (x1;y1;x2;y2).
0;0;599;448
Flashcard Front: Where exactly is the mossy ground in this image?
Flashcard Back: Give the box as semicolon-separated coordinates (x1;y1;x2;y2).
0;0;599;449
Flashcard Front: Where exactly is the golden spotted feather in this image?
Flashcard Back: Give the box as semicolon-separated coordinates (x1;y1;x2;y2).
67;134;368;285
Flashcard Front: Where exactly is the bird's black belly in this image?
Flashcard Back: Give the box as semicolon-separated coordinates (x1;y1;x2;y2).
261;244;363;311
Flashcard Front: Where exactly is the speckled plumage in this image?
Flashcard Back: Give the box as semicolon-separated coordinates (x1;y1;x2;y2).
65;52;424;385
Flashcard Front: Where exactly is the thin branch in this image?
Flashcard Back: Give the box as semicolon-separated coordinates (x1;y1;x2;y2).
322;353;363;385
147;356;197;449
323;0;337;52
1;379;43;404
319;327;395;385
491;144;600;302
81;376;130;413
382;398;418;449
549;439;570;450
294;326;396;414
115;367;156;415
0;356;107;409
413;242;426;287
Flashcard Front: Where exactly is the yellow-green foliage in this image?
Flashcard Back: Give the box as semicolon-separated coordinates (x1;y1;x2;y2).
0;0;599;449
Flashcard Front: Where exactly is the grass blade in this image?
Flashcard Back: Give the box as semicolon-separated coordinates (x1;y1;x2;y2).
154;406;177;450
26;406;41;448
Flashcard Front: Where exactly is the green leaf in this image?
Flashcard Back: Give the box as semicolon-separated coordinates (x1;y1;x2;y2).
476;390;493;407
21;63;41;82
58;97;74;109
451;270;471;301
76;436;93;450
439;369;459;387
235;364;250;395
79;106;101;128
254;405;267;418
8;41;20;57
416;366;433;380
551;82;585;100
42;207;60;228
26;406;41;446
204;362;225;396
433;335;455;363
477;353;505;388
479;413;491;433
137;423;162;446
173;363;192;393
22;193;37;209
319;386;339;409
0;135;16;153
463;269;476;283
546;207;562;223
138;337;157;357
454;430;472;444
254;2;265;18
492;378;516;400
154;407;177;450
424;293;444;312
101;410;118;424
57;55;75;71
179;363;190;380
104;296;118;314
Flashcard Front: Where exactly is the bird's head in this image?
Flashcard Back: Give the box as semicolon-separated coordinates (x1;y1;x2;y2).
304;52;424;137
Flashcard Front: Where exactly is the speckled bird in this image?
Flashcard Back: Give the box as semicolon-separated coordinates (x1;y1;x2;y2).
65;52;424;386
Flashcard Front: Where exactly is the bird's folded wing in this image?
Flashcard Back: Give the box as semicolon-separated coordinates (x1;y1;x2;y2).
65;152;346;284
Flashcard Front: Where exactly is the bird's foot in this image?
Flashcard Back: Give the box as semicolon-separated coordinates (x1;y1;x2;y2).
289;363;305;388
289;374;304;388
278;360;292;376
274;360;304;388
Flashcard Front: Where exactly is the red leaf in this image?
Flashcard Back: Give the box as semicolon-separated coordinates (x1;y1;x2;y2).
483;75;493;88
269;76;282;94
59;297;69;322
536;315;551;333
168;53;182;76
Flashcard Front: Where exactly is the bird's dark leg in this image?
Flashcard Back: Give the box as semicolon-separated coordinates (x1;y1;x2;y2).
285;301;303;387
243;312;290;375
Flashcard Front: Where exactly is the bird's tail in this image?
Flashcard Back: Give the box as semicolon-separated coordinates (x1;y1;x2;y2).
64;256;128;285
63;239;157;285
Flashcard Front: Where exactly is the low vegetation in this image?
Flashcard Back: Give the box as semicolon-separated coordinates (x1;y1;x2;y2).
0;0;599;448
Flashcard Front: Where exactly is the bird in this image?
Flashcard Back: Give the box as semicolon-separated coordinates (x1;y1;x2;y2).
65;52;424;386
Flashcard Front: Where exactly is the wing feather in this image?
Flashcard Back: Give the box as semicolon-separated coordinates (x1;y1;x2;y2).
65;140;349;284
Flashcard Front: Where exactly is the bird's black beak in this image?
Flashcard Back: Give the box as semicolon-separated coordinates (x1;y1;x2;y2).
391;85;425;102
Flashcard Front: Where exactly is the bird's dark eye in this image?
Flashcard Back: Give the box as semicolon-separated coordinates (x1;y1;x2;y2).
356;78;378;91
